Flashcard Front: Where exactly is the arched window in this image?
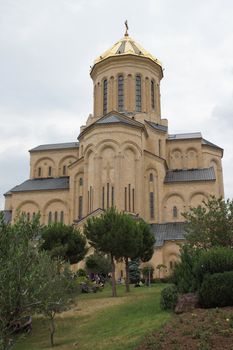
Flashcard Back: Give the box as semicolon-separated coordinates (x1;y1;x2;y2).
149;173;153;182
48;211;52;224
135;75;142;112
27;212;30;221
79;178;83;186
149;192;154;219
60;211;64;223
151;80;155;109
63;165;66;175
103;79;108;115
173;206;178;218
48;166;52;177
38;167;42;177
118;75;124;111
54;211;58;223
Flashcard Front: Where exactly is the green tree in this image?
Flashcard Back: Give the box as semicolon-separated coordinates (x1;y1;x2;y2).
183;196;233;249
85;252;111;276
137;220;155;262
40;223;87;264
0;212;41;349
84;208;123;297
128;260;140;283
31;253;76;347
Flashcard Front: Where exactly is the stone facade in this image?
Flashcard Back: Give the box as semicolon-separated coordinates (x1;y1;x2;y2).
3;31;224;278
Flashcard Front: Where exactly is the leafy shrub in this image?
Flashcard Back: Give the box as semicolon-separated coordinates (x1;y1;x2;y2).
171;245;200;293
199;271;233;308
141;265;154;278
160;285;178;310
76;268;87;277
193;247;233;287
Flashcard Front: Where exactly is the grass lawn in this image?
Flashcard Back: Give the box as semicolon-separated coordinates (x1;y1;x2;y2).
13;284;172;350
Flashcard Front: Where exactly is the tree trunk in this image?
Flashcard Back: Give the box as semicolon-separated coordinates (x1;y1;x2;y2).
49;314;55;347
125;257;130;292
111;254;117;297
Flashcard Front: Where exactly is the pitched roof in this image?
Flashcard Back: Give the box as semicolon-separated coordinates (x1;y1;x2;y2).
30;142;79;152
202;138;223;150
164;167;216;183
150;222;186;247
168;132;202;140
0;210;12;223
8;177;69;193
145;120;168;133
96;113;144;127
78;111;145;139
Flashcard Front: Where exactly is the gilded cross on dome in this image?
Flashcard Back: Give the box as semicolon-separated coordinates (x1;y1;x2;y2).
124;20;129;36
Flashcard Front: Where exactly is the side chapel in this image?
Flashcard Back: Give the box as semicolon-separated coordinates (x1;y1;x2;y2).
3;25;224;276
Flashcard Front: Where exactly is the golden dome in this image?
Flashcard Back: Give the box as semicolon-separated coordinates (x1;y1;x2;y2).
93;33;162;68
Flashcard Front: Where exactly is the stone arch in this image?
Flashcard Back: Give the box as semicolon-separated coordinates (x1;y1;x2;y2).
17;200;40;213
170;148;183;169
96;139;119;155
34;157;55;178
186;147;198;169
162;193;185;222
189;192;209;208
121;140;141;158
43;199;69;225
83;143;95;159
58;155;77;176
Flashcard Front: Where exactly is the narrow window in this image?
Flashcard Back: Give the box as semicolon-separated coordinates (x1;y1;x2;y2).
150;192;154;219
132;188;135;212
48;166;52;177
48;211;52;224
38;167;41;177
102;187;105;209
79;177;83;186
151;80;155;109
103;79;108;115
135;75;141;112
27;212;30;221
111;186;114;207
118;75;124;112
107;183;109;209
79;196;83;219
90;186;93;212
54;211;58;223
32;212;35;219
170;261;173;269
63;165;66;175
60;211;64;223
173;206;178;218
88;191;90;213
128;184;131;212
158;139;162;157
149;173;153;182
124;187;127;211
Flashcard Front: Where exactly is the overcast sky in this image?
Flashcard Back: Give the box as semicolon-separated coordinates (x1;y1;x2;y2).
0;0;233;209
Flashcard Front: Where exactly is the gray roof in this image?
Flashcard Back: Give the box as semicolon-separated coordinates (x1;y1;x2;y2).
168;132;202;140
9;177;69;193
96;113;144;128
164;167;216;183
30;142;79;152
202;138;223;150
151;222;186;247
0;210;12;223
145;120;168;133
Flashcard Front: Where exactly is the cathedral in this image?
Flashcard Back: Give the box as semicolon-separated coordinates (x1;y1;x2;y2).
3;26;224;276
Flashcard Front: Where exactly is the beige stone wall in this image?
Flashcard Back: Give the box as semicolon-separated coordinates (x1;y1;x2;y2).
10;190;70;224
90;55;163;124
30;148;79;179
